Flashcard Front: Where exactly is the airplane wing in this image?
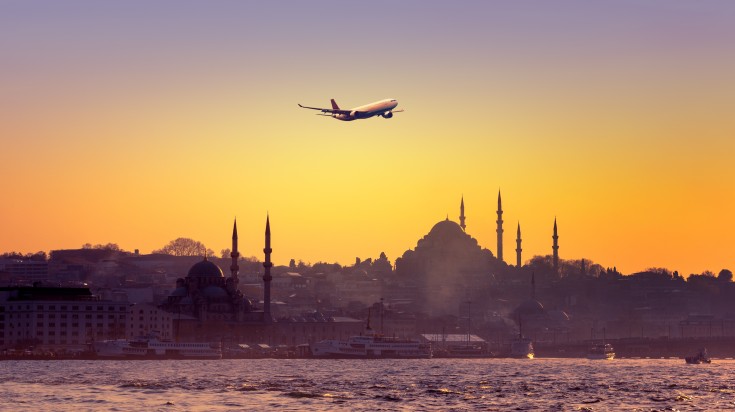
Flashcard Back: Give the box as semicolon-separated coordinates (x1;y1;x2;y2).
298;104;351;115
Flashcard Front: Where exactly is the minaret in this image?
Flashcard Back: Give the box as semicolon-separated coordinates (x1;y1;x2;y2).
459;196;466;232
262;215;273;323
515;222;522;268
230;219;240;288
552;217;559;274
496;190;504;262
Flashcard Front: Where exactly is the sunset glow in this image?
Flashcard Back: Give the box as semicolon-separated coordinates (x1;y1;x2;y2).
1;1;733;276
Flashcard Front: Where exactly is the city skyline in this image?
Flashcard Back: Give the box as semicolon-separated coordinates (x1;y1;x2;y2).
1;1;733;276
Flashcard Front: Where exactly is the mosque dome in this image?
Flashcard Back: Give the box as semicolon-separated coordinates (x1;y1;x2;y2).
548;309;570;323
516;299;545;316
187;258;224;278
428;218;465;238
201;285;229;299
170;286;188;297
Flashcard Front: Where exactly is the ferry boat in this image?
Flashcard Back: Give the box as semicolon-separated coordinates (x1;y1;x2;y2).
310;320;431;359
510;336;534;359
587;342;615;360
94;333;222;359
685;348;711;364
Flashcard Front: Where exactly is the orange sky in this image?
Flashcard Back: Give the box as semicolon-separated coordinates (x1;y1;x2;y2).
1;1;733;275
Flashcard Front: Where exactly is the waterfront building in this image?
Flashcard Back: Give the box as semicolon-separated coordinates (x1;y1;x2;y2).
0;286;128;352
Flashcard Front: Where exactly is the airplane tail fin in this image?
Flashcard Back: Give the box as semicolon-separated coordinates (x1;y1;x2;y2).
330;99;340;110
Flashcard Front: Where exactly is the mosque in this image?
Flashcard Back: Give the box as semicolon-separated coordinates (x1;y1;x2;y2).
395;192;562;316
161;218;274;342
160;217;363;345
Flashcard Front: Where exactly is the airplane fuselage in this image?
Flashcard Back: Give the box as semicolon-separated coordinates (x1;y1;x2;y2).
334;99;398;121
299;98;401;121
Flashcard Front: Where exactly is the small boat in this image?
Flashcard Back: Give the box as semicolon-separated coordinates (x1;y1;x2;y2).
685;348;711;364
587;342;615;360
510;336;534;359
510;316;534;359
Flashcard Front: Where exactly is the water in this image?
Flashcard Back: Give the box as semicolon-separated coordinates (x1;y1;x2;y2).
1;358;733;411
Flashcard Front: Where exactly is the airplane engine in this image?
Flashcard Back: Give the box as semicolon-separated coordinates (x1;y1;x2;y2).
382;111;393;119
350;111;358;118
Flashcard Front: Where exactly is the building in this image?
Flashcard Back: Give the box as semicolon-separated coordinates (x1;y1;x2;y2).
127;302;175;340
0;259;49;283
0;286;128;352
395;216;497;315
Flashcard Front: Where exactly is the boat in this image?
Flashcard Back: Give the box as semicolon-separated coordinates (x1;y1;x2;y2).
310;321;431;359
685;348;711;364
510;316;534;359
587;342;615;360
510;336;534;359
94;333;222;359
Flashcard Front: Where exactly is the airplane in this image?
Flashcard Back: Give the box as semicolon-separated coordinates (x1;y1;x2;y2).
298;98;403;121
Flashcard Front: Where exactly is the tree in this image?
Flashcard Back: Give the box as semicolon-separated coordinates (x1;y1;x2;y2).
81;243;122;252
717;269;733;282
221;248;231;259
153;237;214;257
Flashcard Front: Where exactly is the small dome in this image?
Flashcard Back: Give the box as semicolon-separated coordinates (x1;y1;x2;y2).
517;299;545;315
187;258;224;278
548;310;570;323
170;286;188;297
201;285;229;298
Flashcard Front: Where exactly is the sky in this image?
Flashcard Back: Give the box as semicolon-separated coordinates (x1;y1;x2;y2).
1;1;733;276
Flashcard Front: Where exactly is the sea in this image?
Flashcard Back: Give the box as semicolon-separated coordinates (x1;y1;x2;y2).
1;358;733;411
